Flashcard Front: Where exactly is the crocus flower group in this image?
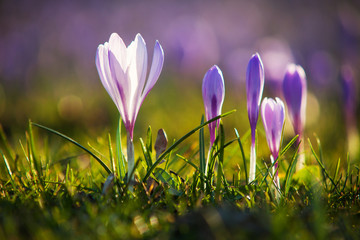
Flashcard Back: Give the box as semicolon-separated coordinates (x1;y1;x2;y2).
96;33;164;182
95;32;308;194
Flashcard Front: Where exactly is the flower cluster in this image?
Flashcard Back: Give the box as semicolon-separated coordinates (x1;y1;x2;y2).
95;33;307;191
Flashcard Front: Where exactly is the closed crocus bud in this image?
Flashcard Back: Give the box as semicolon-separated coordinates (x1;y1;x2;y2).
282;64;307;136
202;65;225;147
261;97;285;160
246;53;265;183
246;53;265;135
282;64;307;171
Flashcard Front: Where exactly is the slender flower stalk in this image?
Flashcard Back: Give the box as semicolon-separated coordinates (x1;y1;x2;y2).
96;33;164;183
202;65;225;174
282;64;307;171
246;53;265;183
261;97;285;193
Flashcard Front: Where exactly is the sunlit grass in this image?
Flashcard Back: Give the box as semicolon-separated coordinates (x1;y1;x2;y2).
0;98;359;239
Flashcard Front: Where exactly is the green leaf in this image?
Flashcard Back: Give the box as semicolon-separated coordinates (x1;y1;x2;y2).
140;138;152;169
199;115;206;178
153;168;181;195
234;128;248;184
108;133;116;174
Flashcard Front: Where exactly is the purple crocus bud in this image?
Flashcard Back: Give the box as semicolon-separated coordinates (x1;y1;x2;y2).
202;65;225;147
282;64;307;136
95;33;164;141
261;97;285;161
246;53;265;137
261;97;285;192
246;53;264;183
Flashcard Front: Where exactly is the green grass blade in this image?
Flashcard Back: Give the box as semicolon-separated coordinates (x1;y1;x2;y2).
333;157;341;185
308;138;340;194
1;152;14;183
146;126;153;156
31;122;111;174
341;153;351;192
279;135;299;157
212;139;236;159
0;124;15;162
153;168;177;189
140;138;152;169
234;128;248;184
108;133;116;173
28;120;42;178
176;154;200;173
142;109;236;182
199;115;206;178
284;143;299;196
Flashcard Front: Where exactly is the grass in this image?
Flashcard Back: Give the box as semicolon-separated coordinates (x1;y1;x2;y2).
0;105;359;240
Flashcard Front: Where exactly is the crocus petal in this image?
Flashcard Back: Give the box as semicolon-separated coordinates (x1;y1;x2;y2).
108;51;131;127
126;34;148;121
109;33;127;70
141;40;164;102
96;44;126;121
246;53;265;130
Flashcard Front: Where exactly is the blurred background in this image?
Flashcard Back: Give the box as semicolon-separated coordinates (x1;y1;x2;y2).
0;0;359;166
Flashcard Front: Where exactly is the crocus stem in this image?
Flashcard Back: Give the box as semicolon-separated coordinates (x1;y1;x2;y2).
205;145;212;176
127;132;135;185
249;132;256;183
296;134;305;171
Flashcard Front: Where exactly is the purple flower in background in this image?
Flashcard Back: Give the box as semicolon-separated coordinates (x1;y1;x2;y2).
246;53;264;183
282;64;307;170
96;33;164;141
96;33;164;183
261;97;285;190
202;65;225;148
282;64;307;136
